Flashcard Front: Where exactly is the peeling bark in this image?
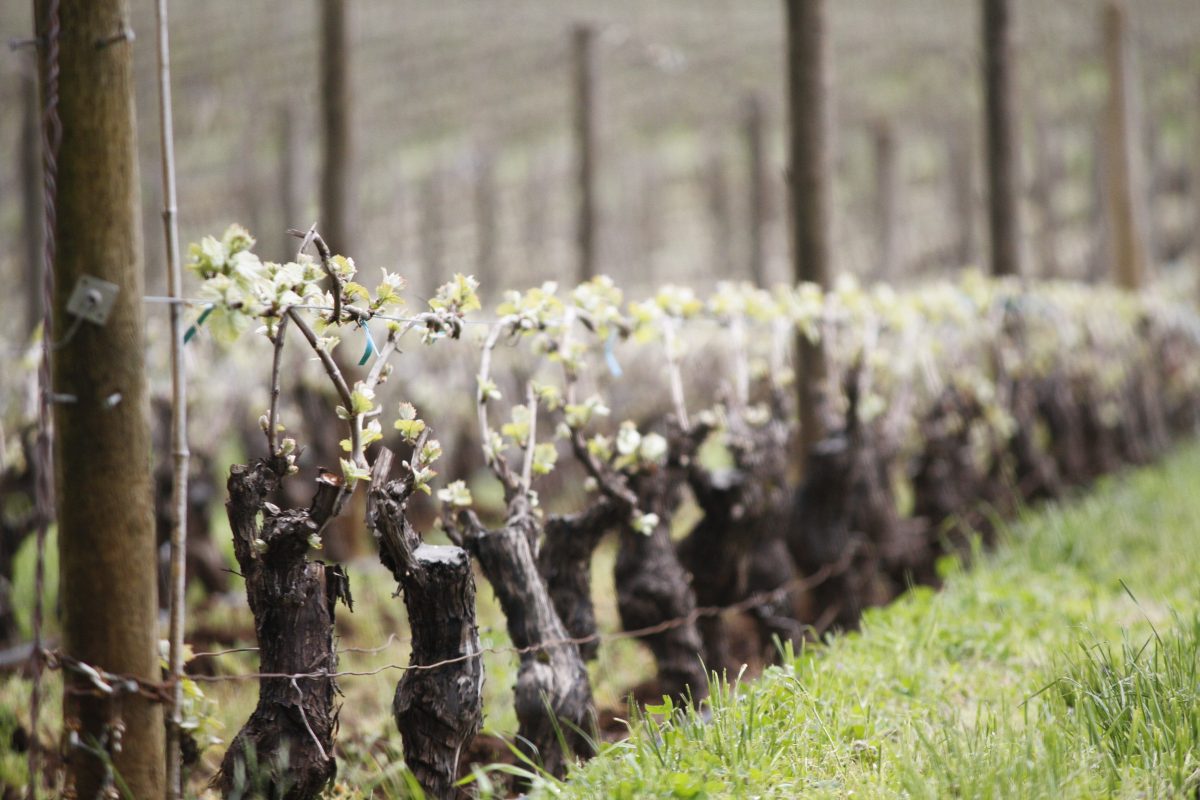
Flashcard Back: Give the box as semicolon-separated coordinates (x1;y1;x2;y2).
678;412;802;673
789;374;916;630
458;501;593;779
369;450;482;800
618;462;708;704
538;499;622;661
1037;374;1092;487
911;389;991;558
788;435;880;631
217;459;351;800
1007;375;1062;503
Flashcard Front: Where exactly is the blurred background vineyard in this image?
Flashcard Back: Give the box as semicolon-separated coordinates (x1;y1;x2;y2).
3;1;1200;795
2;0;1199;345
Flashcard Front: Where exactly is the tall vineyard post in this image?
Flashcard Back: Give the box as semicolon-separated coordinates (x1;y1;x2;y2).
319;0;352;254
742;93;768;287
982;0;1023;278
785;0;833;456
1102;0;1150;290
872;119;898;282
573;23;598;284
46;0;167;794
278;103;301;262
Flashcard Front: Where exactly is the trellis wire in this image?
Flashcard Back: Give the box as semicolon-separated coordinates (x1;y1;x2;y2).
36;550;850;695
27;0;62;795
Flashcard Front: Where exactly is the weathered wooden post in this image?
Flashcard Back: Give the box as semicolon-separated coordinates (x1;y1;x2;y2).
742;94;769;286
278;103;301;261
522;153;549;266
319;0;352;253
982;0;1022;277
1085;126;1107;282
704;137;734;278
638;149;663;289
946;124;977;269
573;23;598;283
1102;0;1150;290
785;0;833;452
1030;114;1063;279
872;120;898;280
420;166;446;297
474;143;498;292
40;0;166;794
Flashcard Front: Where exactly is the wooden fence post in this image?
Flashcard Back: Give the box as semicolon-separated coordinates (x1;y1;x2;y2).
1030;114;1063;278
43;0;165;794
1103;0;1150;290
743;94;769;286
637;149;662;289
947;125;977;269
522;153;548;269
319;0;351;253
786;0;833;453
573;23;598;283
982;0;1022;277
872;120;898;280
474;144;498;293
278;104;300;260
704;136;734;279
420;167;445;296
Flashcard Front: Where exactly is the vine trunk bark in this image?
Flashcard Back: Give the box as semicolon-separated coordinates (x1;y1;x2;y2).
217;459;351;799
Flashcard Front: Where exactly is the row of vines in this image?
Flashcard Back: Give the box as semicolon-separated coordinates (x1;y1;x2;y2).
165;223;1200;799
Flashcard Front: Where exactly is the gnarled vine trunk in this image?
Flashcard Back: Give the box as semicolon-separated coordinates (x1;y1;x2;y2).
678;414;801;673
538;499;622;661
1007;375;1062;503
1036;373;1091;487
618;463;708;705
217;459;351;800
788;436;877;632
458;501;594;779
369;450;482;800
790;371;919;631
911;389;992;559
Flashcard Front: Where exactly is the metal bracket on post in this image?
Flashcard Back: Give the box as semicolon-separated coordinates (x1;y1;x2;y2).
65;275;119;325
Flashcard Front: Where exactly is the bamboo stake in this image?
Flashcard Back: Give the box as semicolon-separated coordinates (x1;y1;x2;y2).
154;0;190;795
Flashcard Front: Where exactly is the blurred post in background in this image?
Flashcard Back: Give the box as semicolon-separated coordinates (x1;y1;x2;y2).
1102;0;1150;290
982;0;1023;277
786;0;833;453
574;23;598;284
743;93;769;287
320;0;352;253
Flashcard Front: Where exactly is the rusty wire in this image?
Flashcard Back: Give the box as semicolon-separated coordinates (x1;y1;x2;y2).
27;0;62;796
31;552;851;693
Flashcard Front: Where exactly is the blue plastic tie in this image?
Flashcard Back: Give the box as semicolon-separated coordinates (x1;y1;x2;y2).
604;330;623;378
358;321;378;366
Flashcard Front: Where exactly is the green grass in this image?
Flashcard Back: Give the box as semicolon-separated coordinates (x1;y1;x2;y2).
7;444;1200;798
524;443;1200;799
